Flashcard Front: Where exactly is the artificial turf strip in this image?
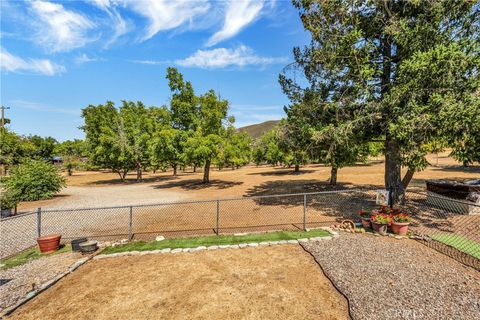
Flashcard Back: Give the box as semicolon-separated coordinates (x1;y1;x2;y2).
101;229;331;254
0;245;71;270
431;234;480;260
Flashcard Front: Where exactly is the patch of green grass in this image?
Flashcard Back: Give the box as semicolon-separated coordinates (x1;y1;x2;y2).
102;229;331;255
0;245;71;270
431;234;480;260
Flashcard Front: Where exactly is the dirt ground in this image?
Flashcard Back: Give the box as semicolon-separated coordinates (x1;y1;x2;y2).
8;245;349;320
17;151;480;212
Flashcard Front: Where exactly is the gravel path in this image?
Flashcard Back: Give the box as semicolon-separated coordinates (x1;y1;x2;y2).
0;252;84;312
302;233;480;320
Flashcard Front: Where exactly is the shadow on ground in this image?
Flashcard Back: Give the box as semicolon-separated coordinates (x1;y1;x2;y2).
153;179;243;191
86;174;180;186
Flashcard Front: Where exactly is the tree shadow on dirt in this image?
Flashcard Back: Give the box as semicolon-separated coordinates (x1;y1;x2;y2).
429;165;480;174
86;174;181;186
152;179;243;191
246;170;317;176
243;179;378;221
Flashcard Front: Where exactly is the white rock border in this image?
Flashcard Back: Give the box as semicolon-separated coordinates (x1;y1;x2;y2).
92;227;340;260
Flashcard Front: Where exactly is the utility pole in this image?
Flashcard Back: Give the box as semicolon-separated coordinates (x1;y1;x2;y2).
1;105;10;128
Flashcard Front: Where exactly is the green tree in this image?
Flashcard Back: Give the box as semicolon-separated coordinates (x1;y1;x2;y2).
55;139;86;176
286;0;479;198
4;160;65;201
81;102;135;180
0;129;35;175
27;135;58;160
277;118;309;172
186;90;230;183
218;122;252;170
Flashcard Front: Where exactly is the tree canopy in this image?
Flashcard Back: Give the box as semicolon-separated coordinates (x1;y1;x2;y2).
282;0;479;195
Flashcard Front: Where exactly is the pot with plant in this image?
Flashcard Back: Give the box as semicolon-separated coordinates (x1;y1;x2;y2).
392;213;411;236
358;209;371;228
0;190;19;218
370;213;391;235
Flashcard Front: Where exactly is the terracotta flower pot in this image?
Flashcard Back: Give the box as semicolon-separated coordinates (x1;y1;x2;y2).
391;222;410;236
37;234;61;253
360;218;371;229
371;222;388;235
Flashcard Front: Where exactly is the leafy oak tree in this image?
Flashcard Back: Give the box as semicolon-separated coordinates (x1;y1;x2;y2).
285;0;480;198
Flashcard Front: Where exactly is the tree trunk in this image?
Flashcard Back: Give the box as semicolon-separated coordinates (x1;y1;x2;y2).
294;164;300;172
172;164;177;176
68;168;72;176
330;166;338;186
203;159;211;183
193;164;197;173
401;168;415;190
136;161;142;181
231;165;235;170
384;137;403;202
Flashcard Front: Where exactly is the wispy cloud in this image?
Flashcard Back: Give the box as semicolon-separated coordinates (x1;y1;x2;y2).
130;59;171;65
75;53;102;64
29;0;96;52
89;0;129;47
0;47;65;76
206;0;266;47
123;0;210;41
175;45;287;69
9;100;79;116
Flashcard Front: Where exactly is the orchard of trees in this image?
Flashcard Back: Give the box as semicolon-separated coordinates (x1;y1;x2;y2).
1;1;479;208
81;68;252;183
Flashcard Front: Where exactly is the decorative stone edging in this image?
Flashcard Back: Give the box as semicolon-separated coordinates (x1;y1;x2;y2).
0;256;93;317
93;229;340;260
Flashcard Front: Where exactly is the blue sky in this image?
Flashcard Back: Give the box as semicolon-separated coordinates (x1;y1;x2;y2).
1;0;309;141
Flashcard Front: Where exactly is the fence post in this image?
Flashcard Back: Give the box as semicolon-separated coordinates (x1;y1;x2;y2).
36;207;42;238
303;194;307;231
216;200;220;235
128;206;133;241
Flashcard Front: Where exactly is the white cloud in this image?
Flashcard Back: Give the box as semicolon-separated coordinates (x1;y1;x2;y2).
89;0;129;46
124;0;210;41
75;53;102;64
206;0;265;47
131;59;170;65
29;0;95;52
175;45;287;69
0;47;65;76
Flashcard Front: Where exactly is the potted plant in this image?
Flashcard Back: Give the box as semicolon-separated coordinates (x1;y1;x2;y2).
358;209;371;228
370;213;391;235
0;190;19;218
392;213;411;236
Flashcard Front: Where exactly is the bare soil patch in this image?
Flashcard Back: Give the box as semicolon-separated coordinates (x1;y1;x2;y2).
8;245;349;320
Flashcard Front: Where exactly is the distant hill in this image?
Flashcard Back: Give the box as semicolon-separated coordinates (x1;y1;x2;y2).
237;120;280;139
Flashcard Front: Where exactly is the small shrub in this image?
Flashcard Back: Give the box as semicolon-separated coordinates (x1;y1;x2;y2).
371;213;391;225
0;190;19;210
4;160;66;201
393;213;411;223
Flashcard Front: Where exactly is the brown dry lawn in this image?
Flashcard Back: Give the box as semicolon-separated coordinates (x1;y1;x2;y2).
8;245;349;320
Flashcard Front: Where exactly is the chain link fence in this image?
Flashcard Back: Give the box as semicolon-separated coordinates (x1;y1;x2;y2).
1;189;479;269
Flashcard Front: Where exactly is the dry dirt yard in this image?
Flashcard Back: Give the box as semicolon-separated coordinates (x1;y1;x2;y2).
8;245;349;320
18;152;480;212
